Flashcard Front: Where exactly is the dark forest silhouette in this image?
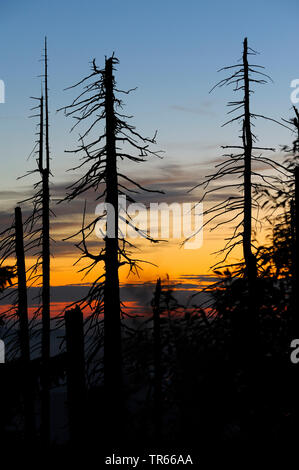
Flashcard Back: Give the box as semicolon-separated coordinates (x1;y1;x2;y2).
0;37;298;463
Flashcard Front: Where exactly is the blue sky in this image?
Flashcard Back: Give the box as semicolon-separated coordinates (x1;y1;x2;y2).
0;0;298;289
0;0;298;198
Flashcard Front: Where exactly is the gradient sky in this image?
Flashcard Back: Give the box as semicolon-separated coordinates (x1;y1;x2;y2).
0;0;298;300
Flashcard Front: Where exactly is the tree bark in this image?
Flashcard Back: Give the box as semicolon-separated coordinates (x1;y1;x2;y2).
242;37;257;359
103;57;122;440
41;168;50;445
242;37;256;283
41;38;51;445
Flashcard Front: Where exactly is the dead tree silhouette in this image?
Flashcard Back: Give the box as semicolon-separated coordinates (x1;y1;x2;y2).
59;55;162;443
17;37;52;444
186;38;289;345
41;37;51;446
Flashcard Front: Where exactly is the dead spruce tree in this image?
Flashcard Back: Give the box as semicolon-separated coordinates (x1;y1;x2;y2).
41;37;51;446
59;55;162;437
187;38;289;343
0;38;52;444
18;37;52;444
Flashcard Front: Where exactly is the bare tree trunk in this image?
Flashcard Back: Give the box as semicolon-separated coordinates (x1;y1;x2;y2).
41;37;51;445
65;306;85;445
45;37;50;172
58;54;161;444
153;278;162;440
15;206;36;441
41;168;50;445
15;207;30;363
103;57;122;439
242;37;256;284
242;38;257;362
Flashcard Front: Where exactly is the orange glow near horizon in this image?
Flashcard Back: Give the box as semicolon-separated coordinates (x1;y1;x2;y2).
48;235;241;286
3;226;269;287
0;226;270;319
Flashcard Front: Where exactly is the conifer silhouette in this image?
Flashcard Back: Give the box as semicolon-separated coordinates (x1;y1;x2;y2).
59;54;162;442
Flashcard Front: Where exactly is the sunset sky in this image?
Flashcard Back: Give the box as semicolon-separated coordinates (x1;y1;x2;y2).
0;0;298;313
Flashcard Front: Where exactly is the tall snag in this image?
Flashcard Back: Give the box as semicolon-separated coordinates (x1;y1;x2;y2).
19;37;52;444
41;37;51;445
59;55;162;440
0;38;53;444
242;38;256;285
187;38;288;339
103;58;122;405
